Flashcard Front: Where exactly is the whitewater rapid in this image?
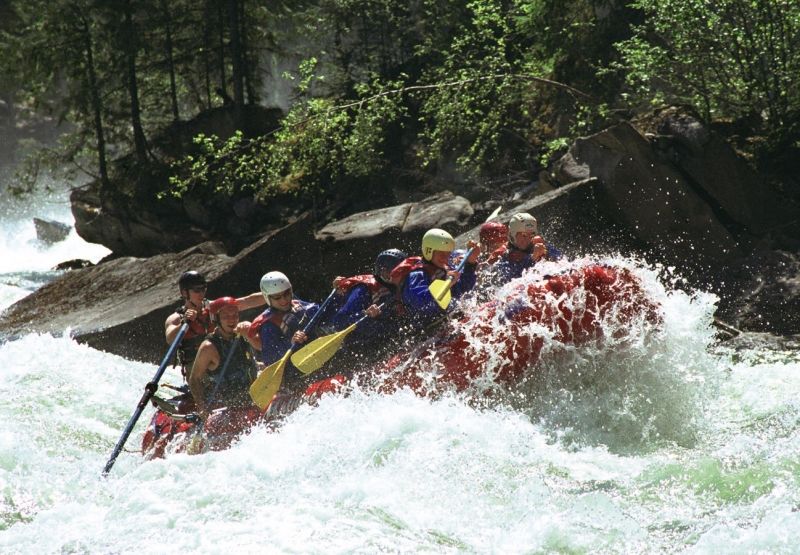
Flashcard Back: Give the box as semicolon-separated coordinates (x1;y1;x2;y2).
1;191;799;553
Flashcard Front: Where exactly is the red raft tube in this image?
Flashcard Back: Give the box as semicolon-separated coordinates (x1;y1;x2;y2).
369;262;662;397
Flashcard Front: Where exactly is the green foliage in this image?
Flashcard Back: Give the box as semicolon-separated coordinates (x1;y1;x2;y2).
167;0;621;203
613;0;800;137
168;76;407;202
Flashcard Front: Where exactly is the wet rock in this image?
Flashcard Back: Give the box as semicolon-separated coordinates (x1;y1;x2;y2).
553;121;744;280
716;249;800;335
53;259;93;271
33;217;71;244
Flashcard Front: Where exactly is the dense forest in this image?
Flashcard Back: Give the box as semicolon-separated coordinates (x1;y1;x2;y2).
1;0;798;235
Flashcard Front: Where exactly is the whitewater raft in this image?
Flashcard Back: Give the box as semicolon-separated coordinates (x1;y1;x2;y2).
141;262;661;458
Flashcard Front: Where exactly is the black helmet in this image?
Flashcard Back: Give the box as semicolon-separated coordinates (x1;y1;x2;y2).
374;249;407;276
178;270;207;290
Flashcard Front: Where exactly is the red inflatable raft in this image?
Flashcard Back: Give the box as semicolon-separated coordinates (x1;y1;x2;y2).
141;263;660;458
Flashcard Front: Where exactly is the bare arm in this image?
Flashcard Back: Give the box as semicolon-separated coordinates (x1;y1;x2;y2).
236;292;267;311
188;340;219;414
165;312;183;344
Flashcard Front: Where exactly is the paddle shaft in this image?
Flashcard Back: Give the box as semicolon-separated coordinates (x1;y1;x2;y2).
308;290;337;330
433;247;475;301
102;322;189;476
204;334;242;411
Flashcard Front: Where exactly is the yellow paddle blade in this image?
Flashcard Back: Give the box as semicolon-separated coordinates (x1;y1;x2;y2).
249;350;290;410
291;323;358;375
428;277;454;309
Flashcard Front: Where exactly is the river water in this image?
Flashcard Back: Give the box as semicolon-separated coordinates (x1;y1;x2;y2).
1;189;799;554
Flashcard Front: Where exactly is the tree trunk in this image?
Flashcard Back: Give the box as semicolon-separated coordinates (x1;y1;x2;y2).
161;0;180;120
239;0;257;105
217;1;227;96
227;0;245;106
203;0;213;108
123;0;148;162
80;13;109;188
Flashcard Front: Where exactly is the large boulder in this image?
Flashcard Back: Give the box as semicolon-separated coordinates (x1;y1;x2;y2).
316;191;474;249
0;241;235;363
0;193;476;363
649;107;794;235
33;217;71;244
554;121;744;279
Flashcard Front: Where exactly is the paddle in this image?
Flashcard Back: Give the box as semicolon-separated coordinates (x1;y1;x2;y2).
249;289;337;410
290;302;386;375
485;205;503;223
102;322;189;476
205;335;243;409
428;247;475;310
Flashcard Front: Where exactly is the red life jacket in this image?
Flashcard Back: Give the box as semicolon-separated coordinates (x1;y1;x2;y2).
334;274;384;295
390;256;441;285
177;304;213;339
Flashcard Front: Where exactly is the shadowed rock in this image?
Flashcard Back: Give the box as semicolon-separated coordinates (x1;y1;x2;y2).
33;218;71;244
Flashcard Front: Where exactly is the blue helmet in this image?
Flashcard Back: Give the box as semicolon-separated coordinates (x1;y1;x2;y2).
374;249;407;276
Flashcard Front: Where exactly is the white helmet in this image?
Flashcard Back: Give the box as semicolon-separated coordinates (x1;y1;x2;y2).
508;213;538;238
260;271;292;305
421;228;456;261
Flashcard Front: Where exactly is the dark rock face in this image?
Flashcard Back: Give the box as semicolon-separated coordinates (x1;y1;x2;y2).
652;107;793;236
554;121;744;279
0;193;476;363
715;250;800;336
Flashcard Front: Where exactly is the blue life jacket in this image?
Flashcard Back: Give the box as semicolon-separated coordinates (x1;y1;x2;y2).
331;282;404;348
493;242;562;283
399;259;477;330
257;299;319;366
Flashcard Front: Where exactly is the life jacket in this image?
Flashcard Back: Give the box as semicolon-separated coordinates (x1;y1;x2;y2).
492;243;534;264
248;300;310;339
335;274;383;295
203;333;259;409
390;256;443;286
175;302;213;377
486;245;507;264
336;274;406;316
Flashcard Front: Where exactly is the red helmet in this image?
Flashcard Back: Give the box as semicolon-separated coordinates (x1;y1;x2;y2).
209;296;238;319
479;221;508;244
